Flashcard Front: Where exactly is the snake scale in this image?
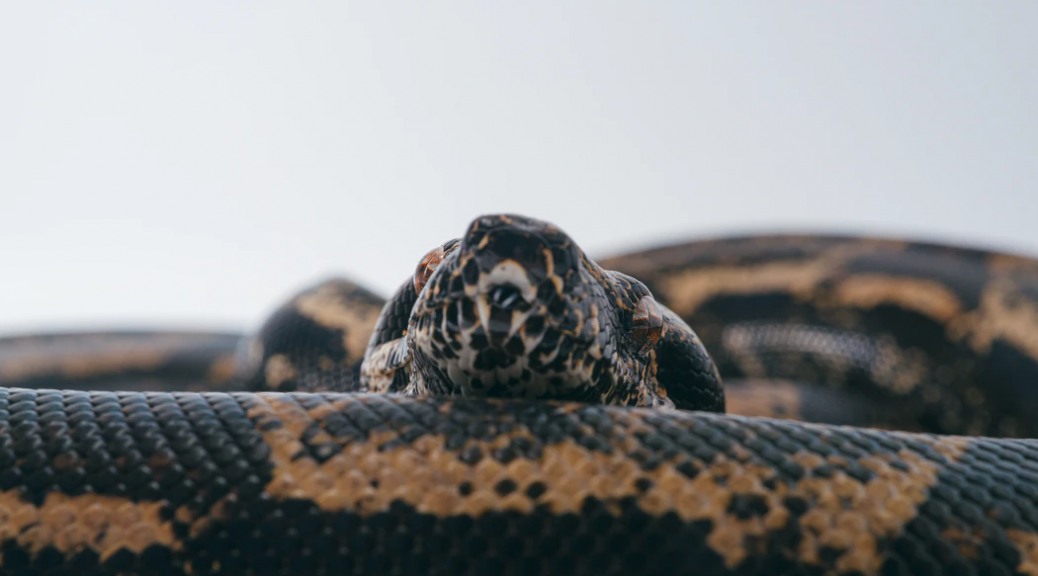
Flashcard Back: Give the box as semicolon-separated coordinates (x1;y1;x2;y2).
1;214;1037;576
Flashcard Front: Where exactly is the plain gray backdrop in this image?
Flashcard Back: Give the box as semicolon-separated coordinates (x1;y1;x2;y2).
1;3;1036;335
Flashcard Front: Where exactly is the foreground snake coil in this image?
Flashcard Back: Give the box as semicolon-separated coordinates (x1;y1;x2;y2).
0;214;1037;576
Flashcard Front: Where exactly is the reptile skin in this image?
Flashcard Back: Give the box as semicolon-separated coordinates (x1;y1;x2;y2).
0;214;1037;576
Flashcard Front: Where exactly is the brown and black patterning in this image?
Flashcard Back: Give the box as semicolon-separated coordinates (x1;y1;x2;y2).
0;213;1038;576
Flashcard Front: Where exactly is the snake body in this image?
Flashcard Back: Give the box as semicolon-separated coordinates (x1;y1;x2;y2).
1;214;1037;575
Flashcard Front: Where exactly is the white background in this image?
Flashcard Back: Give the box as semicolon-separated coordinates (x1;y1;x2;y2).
1;3;1035;335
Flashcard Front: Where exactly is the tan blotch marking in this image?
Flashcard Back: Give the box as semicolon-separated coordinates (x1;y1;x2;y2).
295;283;382;362
724;380;803;420
1007;529;1038;576
0;348;169;383
264;354;297;388
651;262;830;319
205;353;238;385
654;256;841;318
0;491;174;560
831;275;963;324
239;395;973;574
987;253;1038;273
0;333;241;384
950;279;1038;361
645;242;967;322
792;439;967;574
244;396;661;518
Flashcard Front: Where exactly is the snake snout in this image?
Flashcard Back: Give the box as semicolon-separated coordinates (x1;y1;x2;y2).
461;216;584;343
464;214;578;280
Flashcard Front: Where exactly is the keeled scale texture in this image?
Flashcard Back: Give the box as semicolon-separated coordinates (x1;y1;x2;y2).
0;388;1037;576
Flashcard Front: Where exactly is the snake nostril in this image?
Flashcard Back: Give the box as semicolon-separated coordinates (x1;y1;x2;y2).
489;284;524;310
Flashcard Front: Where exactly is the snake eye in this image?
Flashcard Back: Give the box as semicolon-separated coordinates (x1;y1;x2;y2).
414;245;447;295
632;296;664;356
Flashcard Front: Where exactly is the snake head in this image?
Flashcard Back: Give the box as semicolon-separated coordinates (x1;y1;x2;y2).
403;213;724;411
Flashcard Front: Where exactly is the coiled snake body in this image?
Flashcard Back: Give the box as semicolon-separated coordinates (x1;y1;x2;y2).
1;214;1037;576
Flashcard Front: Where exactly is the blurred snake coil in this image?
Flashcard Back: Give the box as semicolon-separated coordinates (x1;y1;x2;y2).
0;214;1037;576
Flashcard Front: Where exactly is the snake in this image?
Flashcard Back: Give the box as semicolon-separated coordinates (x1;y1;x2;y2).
1;213;1037;576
